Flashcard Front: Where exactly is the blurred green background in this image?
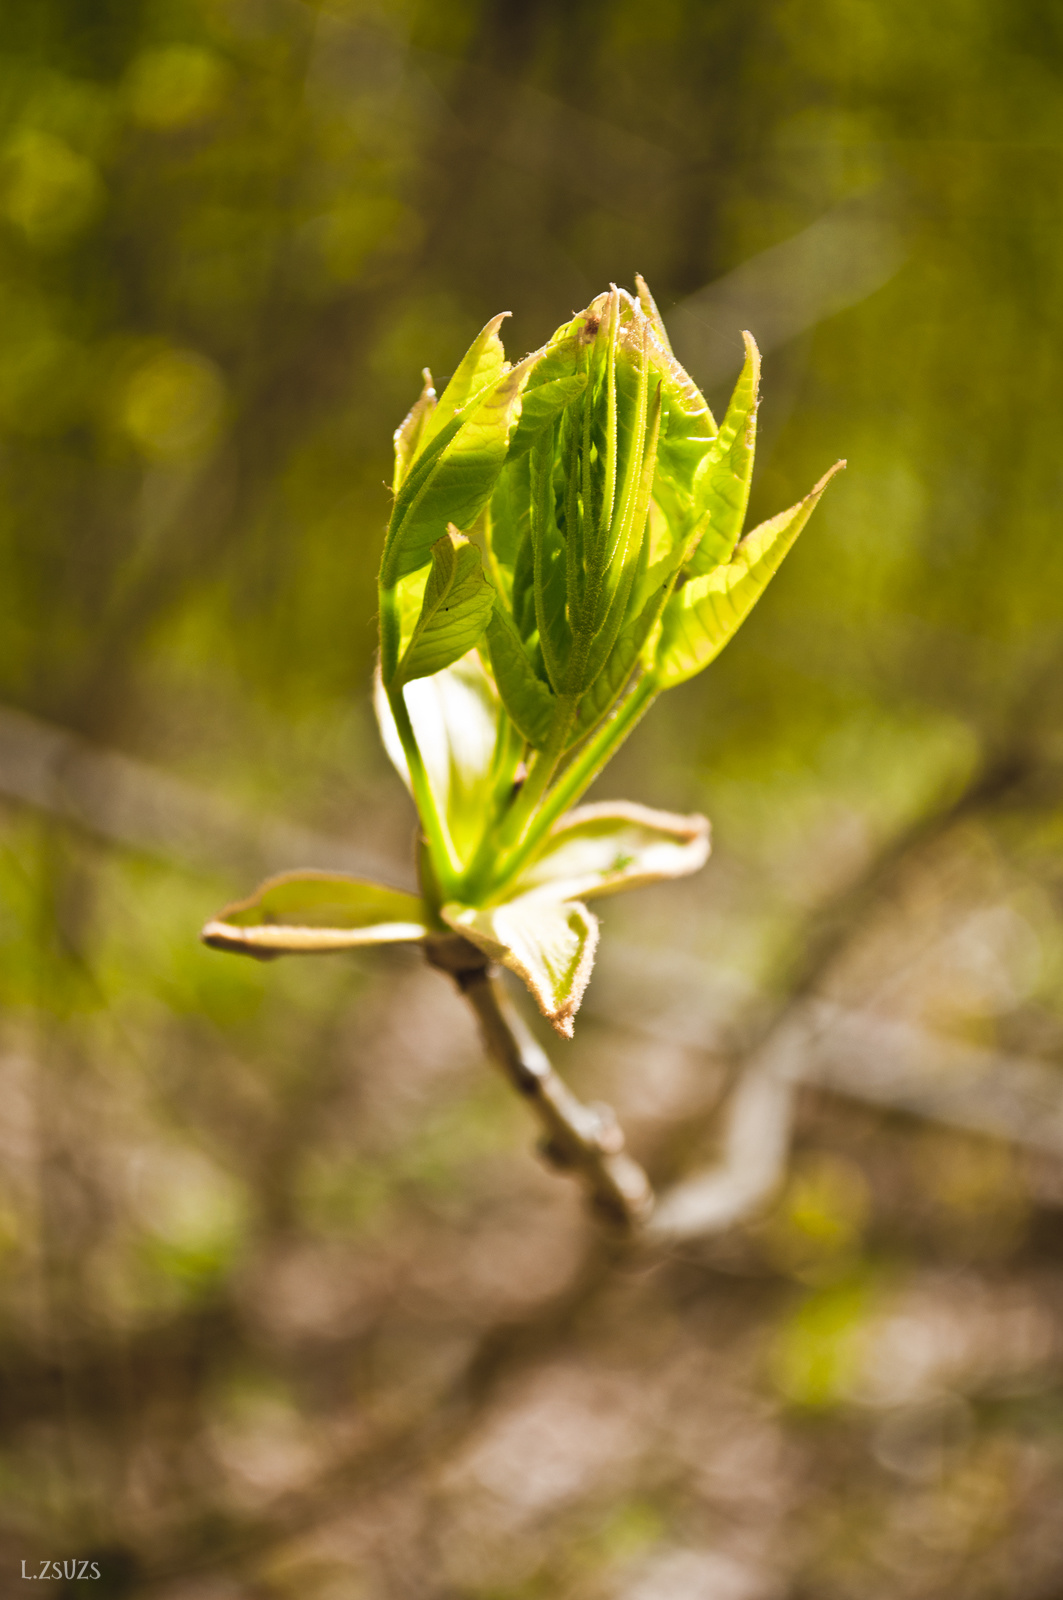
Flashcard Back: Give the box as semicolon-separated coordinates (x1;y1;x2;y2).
2;0;1063;1596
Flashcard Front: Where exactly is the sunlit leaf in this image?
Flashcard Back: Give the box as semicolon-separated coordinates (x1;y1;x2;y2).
511;801;710;901
485;447;532;591
508;372;588;461
625;302;716;501
637;483;700;601
485;604;556;748
381;353;538;585
392;369;437;492
634;271;674;355
653;461;845;690
418;311;510;452
688;331;761;573
392;526;495;687
631;512;702;650
201;873;429;957
581;375;662;692
442;895;599;1038
575;587;659;735
389;562;430;663
529;425;572;692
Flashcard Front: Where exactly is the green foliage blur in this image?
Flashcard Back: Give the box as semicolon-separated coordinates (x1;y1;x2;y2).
3;0;1061;800
2;0;1063;1593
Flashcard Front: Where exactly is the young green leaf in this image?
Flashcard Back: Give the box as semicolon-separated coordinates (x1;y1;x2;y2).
418;312;510;452
511;801;710;901
508;372;588;461
442;895;600;1038
392;527;495;688
485;604;556;748
687;332;761;574
529;427;572;692
201;873;429;957
484;449;531;601
634;272;674;355
652;461;845;690
648;474;706;566
599;332;654;607
393;369;437;492
574;585;659;737
381;353;538;586
580;378;662;692
510;489;538;642
622;302;716;503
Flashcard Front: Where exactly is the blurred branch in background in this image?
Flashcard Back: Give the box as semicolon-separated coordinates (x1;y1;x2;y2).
666;188;908;387
0;703;400;885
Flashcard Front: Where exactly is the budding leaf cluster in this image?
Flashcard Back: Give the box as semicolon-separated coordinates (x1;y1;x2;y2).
204;281;842;1036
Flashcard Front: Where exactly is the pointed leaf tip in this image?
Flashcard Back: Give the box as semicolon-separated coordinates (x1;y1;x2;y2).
418;311;512;452
634;273;674;355
686;332;762;574
653;459;844;690
393;369;438;491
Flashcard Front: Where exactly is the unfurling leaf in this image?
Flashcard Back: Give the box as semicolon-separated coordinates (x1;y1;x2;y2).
511;801;710;901
485;604;556;748
575;582;661;735
508;372;588;461
633;272;674;355
201;873;429;957
392;369;437;492
418;311;510;453
687;331;760;574
442;895;599;1038
653;461;845;690
208;283;840;1067
392;526;495;687
381;352;536;587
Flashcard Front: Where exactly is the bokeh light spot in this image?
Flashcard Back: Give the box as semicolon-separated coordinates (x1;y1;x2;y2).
2;128;102;244
121;347;226;460
126;46;228;130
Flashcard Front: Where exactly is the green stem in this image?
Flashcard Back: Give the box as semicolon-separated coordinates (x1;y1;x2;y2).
380;579;461;899
386;683;462;899
485;673;658;897
379;583;401;686
456;713;527;897
496;693;578;849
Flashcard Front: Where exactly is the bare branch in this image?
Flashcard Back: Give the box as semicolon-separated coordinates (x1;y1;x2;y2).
427;930;795;1244
0;702;397;887
645;1021;804;1244
425;935;654;1231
